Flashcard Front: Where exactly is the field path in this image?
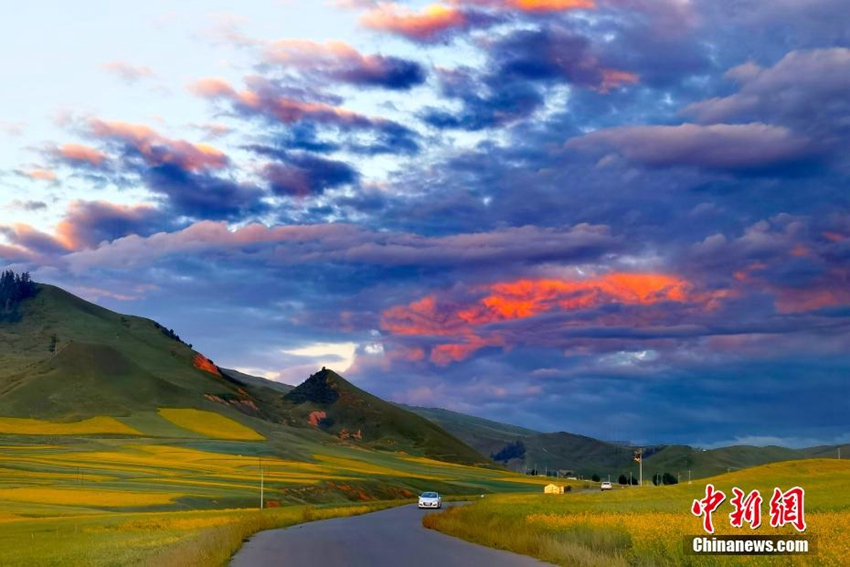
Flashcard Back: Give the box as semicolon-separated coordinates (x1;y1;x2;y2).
230;503;550;567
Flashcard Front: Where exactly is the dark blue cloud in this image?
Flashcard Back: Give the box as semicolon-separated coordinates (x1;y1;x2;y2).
262;154;359;197
143;164;267;220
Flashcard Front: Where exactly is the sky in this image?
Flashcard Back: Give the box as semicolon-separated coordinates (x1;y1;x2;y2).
1;0;849;448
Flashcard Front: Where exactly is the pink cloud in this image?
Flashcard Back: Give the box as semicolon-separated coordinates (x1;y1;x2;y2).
57;143;108;166
88;119;228;172
360;3;468;41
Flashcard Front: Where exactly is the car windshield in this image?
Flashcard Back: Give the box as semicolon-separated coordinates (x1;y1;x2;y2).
421;492;438;498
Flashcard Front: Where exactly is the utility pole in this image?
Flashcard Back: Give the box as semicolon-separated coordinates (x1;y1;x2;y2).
635;448;644;487
688;469;692;484
259;456;264;510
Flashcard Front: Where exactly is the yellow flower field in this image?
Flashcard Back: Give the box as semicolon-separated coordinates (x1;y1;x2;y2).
424;459;850;566
0;416;141;436
157;409;265;440
0;487;182;507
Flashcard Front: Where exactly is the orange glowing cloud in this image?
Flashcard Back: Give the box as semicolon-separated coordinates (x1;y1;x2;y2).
381;273;703;365
431;335;505;366
89;119;227;171
459;273;690;326
477;0;595;11
25;169;57;181
511;0;593;10
59;143;108;166
360;3;467;41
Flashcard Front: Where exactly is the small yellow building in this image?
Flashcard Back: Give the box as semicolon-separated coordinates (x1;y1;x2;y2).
543;483;564;494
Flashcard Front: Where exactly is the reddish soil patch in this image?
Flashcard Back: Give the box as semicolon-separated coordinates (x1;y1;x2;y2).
308;411;327;426
193;354;221;376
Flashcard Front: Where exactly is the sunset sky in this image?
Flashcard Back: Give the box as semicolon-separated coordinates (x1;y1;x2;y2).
2;0;849;447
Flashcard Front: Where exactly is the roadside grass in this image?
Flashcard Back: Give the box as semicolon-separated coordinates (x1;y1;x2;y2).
0;501;402;567
423;459;850;566
157;409;265;441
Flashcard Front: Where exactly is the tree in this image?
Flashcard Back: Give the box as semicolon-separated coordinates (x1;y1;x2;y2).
491;440;526;463
591;474;601;482
0;270;38;322
663;472;678;485
618;474;628;485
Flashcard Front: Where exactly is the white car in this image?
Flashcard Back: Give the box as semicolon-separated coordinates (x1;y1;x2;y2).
600;481;613;491
418;491;442;509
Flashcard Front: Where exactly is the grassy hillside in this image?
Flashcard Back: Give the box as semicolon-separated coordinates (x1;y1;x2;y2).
0;283;488;466
284;369;489;465
401;405;539;458
406;405;850;481
425;458;850;566
0;284;252;419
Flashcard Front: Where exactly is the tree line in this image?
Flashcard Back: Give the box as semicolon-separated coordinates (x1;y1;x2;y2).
0;270;38;322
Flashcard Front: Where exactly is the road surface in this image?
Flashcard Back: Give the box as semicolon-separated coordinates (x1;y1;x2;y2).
230;504;551;566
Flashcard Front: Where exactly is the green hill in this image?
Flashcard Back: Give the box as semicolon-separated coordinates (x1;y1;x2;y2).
0;282;487;466
0;284;247;419
283;369;489;465
405;404;849;480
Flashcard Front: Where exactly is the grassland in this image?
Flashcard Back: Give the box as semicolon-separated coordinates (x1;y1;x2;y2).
0;433;558;566
423;459;850;566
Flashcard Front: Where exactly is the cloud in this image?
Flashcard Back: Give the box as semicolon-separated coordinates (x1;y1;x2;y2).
262;154;359;197
58;221;617;272
141;164;267;220
101;61;156;84
55;143;109;167
263;40;426;90
20;169;57;182
191;76;419;154
6;200;48;212
461;0;594;12
491;26;639;91
421;25;638;130
0;224;70;256
54;201;171;250
358;0;596;43
380;272;715;364
684;48;850;138
360;3;470;42
89;119;229;172
566;123;815;173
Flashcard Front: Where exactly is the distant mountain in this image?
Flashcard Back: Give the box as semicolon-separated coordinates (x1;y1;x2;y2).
405;405;850;479
284;369;488;465
0;281;486;466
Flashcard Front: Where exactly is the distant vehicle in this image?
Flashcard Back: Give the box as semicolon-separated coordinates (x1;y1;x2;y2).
418;491;442;509
600;481;613;491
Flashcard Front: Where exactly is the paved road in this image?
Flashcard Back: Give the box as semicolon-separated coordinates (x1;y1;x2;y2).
230;504;551;567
